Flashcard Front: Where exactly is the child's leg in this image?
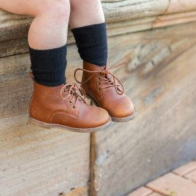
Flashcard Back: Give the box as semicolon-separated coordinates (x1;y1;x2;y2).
0;0;70;49
70;0;108;66
70;0;135;122
0;0;70;85
0;0;112;131
69;0;105;29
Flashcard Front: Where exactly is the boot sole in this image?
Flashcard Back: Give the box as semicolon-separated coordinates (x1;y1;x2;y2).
28;117;112;133
111;110;137;122
87;95;137;122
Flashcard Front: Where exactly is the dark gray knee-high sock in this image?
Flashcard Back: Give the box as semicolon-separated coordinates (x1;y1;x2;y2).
72;23;108;66
29;44;67;86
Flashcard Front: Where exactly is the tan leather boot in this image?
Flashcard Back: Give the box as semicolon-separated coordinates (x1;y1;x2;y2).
74;61;136;122
29;80;111;133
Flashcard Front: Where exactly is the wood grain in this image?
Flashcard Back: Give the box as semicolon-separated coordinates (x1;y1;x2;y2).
62;186;88;196
1;18;196;196
90;22;196;196
102;0;169;22
153;10;196;28
0;125;90;196
0;39;88;196
0;0;168;47
0;44;82;130
1;1;196;196
1;0;196;58
167;0;196;13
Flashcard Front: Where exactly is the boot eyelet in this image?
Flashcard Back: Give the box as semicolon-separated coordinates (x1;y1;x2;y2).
98;88;101;91
73;106;76;109
69;101;72;104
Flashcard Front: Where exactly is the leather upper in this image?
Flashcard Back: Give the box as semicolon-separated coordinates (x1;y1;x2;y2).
75;61;135;118
29;81;110;128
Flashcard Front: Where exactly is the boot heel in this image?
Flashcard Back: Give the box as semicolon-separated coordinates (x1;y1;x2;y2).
28;117;51;129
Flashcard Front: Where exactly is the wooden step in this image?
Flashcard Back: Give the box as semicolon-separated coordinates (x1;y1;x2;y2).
1;1;196;196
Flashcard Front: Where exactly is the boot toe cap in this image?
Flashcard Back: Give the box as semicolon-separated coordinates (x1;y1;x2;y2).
79;105;111;128
107;96;135;118
90;106;111;127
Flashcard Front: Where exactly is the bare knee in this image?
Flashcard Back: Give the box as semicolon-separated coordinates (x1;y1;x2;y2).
0;0;70;19
71;0;101;9
33;0;70;21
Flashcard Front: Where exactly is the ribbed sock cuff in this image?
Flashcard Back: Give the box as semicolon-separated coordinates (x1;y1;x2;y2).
29;44;67;86
72;23;108;66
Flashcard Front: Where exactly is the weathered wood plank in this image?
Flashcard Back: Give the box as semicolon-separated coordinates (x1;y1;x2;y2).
0;10;31;41
1;0;196;59
153;10;196;28
0;38;28;58
1;21;196;130
62;186;88;196
1;0;196;47
0;125;90;196
90;22;196;196
0;16;156;58
167;0;196;13
0;17;158;58
0;44;81;130
0;44;89;196
1;2;196;196
0;0;169;43
102;0;169;22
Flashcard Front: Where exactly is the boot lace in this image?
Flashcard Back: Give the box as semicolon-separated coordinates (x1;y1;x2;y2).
74;62;127;95
60;83;86;108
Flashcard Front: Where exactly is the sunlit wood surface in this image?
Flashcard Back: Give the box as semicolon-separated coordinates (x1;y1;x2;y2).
1;1;196;196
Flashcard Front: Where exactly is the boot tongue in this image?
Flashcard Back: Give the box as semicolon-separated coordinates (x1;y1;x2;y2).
83;63;114;86
62;84;76;98
99;67;123;94
83;61;124;95
83;61;106;71
61;83;86;104
100;66;113;81
62;86;70;97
